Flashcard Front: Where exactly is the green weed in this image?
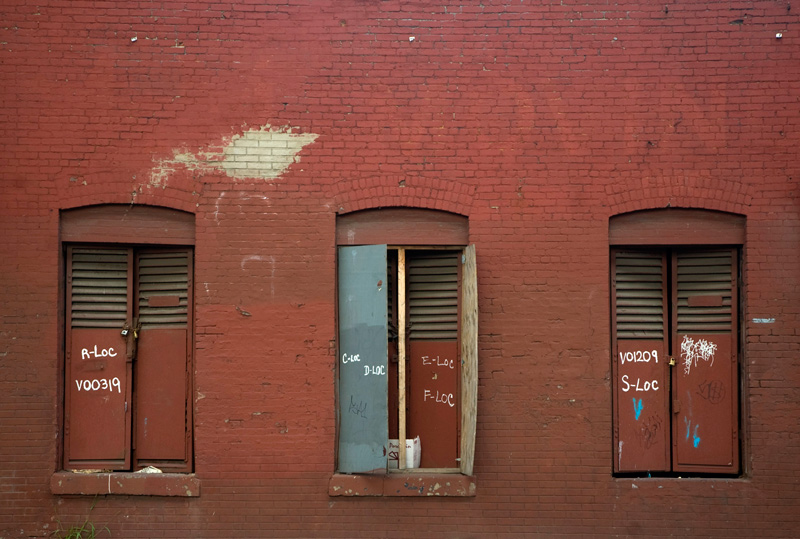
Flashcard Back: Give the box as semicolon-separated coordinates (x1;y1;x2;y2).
51;519;109;539
51;498;110;539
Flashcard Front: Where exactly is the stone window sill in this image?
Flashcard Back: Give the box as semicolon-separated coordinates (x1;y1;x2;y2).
51;471;200;497
328;472;475;497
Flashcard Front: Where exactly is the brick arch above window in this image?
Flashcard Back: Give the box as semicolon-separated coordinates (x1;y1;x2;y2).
57;203;197;492
605;178;753;217
609;207;744;476
329;178;476;217
332;206;478;492
57;175;201;215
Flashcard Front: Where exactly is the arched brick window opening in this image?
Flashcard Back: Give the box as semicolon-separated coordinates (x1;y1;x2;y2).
335;208;477;477
609;209;744;476
60;205;195;473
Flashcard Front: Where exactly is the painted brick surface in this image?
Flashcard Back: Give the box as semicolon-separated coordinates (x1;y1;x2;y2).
1;0;799;536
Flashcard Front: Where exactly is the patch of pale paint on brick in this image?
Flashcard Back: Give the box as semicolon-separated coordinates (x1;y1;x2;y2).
220;126;319;180
150;152;199;188
149;125;318;185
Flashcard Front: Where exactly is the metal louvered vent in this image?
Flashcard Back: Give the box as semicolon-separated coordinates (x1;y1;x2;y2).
138;251;189;328
70;248;129;328
677;250;733;333
408;251;459;341
614;251;665;340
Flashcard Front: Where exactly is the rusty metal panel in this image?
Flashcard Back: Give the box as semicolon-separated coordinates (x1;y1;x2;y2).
612;250;669;472
405;250;461;468
613;339;670;472
337;245;389;474
407;341;460;469
66;246;132;469
673;333;737;471
672;248;738;473
135;328;188;462
66;328;130;467
134;249;192;469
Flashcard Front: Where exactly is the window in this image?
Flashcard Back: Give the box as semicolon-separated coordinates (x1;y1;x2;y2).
61;206;195;474
610;209;745;476
335;209;477;476
64;246;193;472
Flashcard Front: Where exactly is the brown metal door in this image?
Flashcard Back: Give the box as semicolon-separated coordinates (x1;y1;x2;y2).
405;251;460;468
612;251;670;472
134;250;192;470
672;249;739;473
65;247;132;469
65;246;193;472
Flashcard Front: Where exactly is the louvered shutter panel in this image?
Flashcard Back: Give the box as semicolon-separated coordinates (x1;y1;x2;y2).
675;250;734;333
337;245;389;474
70;248;129;328
134;250;193;471
408;252;459;341
65;247;132;469
406;250;461;468
614;252;665;340
612;251;670;472
672;249;739;473
137;251;190;328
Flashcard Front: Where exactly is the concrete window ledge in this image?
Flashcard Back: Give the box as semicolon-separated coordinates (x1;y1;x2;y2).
51;471;200;497
329;473;475;497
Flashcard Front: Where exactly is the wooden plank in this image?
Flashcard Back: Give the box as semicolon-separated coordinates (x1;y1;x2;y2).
459;245;477;476
397;249;406;470
387;467;461;474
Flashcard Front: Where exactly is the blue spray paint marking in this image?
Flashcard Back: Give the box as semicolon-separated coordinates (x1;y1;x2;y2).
633;398;643;420
684;417;701;447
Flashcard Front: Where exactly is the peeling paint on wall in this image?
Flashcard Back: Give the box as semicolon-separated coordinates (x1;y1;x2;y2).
150;125;319;185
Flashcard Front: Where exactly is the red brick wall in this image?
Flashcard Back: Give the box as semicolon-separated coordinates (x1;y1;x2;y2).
1;0;799;536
